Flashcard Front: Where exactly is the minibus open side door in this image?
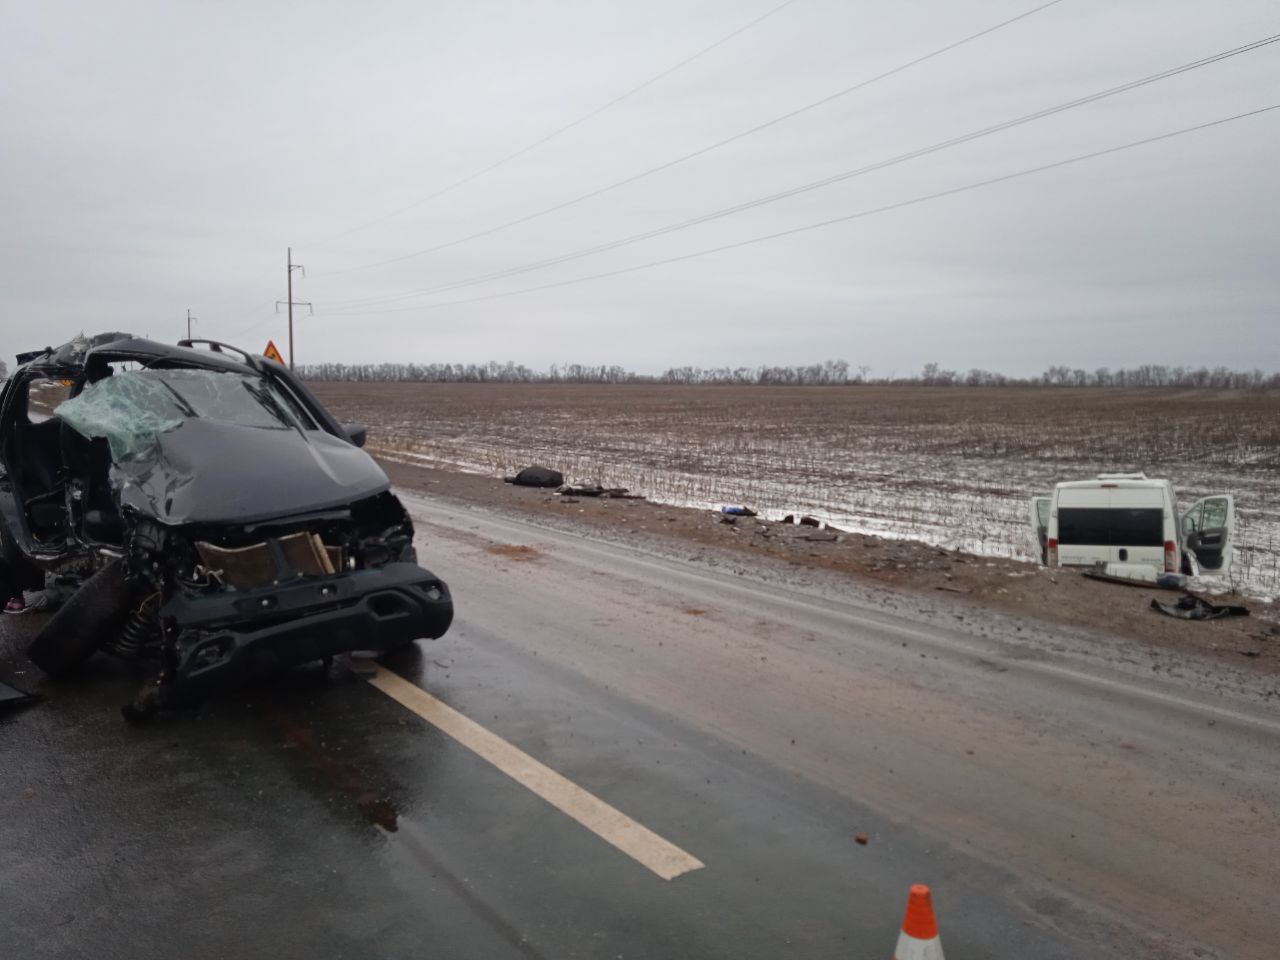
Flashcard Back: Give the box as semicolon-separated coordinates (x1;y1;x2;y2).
1180;494;1235;572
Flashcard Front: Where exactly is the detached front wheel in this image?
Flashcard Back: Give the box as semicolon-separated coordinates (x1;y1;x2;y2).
27;558;139;676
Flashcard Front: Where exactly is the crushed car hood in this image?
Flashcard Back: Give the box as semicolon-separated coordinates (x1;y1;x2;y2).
113;419;389;525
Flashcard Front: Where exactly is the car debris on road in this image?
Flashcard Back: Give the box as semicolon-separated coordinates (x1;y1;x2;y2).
1;333;453;719
558;483;642;499
1151;594;1250;621
504;465;563;488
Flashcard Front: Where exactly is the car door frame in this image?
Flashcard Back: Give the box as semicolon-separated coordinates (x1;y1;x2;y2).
1180;494;1235;573
1028;495;1051;564
0;364;83;559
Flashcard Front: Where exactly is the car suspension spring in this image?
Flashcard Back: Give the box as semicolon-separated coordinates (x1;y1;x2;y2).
112;595;161;660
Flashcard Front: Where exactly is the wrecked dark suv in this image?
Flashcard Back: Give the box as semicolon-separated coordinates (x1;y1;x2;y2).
0;333;452;717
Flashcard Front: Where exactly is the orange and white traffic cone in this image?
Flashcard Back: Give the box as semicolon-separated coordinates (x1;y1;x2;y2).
893;884;945;959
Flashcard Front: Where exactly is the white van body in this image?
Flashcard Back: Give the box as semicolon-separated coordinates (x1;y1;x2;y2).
1029;474;1235;576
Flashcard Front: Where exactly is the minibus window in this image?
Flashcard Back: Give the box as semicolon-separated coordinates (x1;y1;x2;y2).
1202;498;1229;529
1182;503;1203;535
1058;508;1164;546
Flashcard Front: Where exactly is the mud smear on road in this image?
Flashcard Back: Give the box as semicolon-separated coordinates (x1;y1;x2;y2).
253;695;550;959
484;544;542;562
256;700;400;832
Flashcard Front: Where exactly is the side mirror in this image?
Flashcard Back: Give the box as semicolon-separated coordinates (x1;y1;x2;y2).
342;423;367;448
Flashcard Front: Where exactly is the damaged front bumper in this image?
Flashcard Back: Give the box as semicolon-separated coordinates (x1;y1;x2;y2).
160;562;452;700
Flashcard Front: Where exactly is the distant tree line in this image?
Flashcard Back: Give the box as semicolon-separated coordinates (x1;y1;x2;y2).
297;359;1280;389
659;360;856;385
299;360;636;384
922;362;1280;390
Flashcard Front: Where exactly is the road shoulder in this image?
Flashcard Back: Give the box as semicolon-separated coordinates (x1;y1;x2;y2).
378;455;1280;687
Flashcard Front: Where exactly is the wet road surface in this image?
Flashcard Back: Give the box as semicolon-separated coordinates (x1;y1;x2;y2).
2;490;1278;959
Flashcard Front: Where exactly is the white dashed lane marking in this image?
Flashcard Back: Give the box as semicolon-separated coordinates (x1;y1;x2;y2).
368;666;705;881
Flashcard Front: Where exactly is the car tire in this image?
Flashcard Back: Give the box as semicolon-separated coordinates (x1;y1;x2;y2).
27;558;138;677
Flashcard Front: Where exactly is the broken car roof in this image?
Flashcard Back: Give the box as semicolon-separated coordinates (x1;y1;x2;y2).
16;334;267;377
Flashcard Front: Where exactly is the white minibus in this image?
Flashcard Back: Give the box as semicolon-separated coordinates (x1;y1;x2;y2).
1030;474;1234;576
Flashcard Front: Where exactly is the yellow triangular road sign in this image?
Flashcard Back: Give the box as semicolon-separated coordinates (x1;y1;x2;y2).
262;340;284;364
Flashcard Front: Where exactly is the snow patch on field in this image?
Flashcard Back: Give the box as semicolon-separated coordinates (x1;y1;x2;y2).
345;386;1280;603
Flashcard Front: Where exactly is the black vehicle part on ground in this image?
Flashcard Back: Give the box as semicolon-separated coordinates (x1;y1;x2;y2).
1151;594;1250;620
159;561;452;704
505;466;563;488
27;558;140;676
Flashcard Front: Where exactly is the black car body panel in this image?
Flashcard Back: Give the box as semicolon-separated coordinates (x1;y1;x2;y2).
164;562;452;699
0;333;453;715
114;418;390;525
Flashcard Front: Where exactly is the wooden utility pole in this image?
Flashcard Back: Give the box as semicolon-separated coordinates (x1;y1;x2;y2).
276;247;312;369
186;309;197;340
287;248;294;367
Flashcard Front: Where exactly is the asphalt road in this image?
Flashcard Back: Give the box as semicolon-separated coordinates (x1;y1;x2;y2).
2;490;1278;959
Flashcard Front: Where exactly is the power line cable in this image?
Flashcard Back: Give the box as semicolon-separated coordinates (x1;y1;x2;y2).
304;0;802;248
321;103;1278;317
224;308;281;341
322;32;1279;309
189;3;804;336
311;0;1067;279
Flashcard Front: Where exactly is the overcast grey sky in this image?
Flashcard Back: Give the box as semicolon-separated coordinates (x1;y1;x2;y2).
2;0;1277;375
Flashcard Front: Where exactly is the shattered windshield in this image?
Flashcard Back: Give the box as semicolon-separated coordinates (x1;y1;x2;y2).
57;368;306;459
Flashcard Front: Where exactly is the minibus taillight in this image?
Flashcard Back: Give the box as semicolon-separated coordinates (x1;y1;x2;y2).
1164;540;1177;572
1047;538;1058;566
